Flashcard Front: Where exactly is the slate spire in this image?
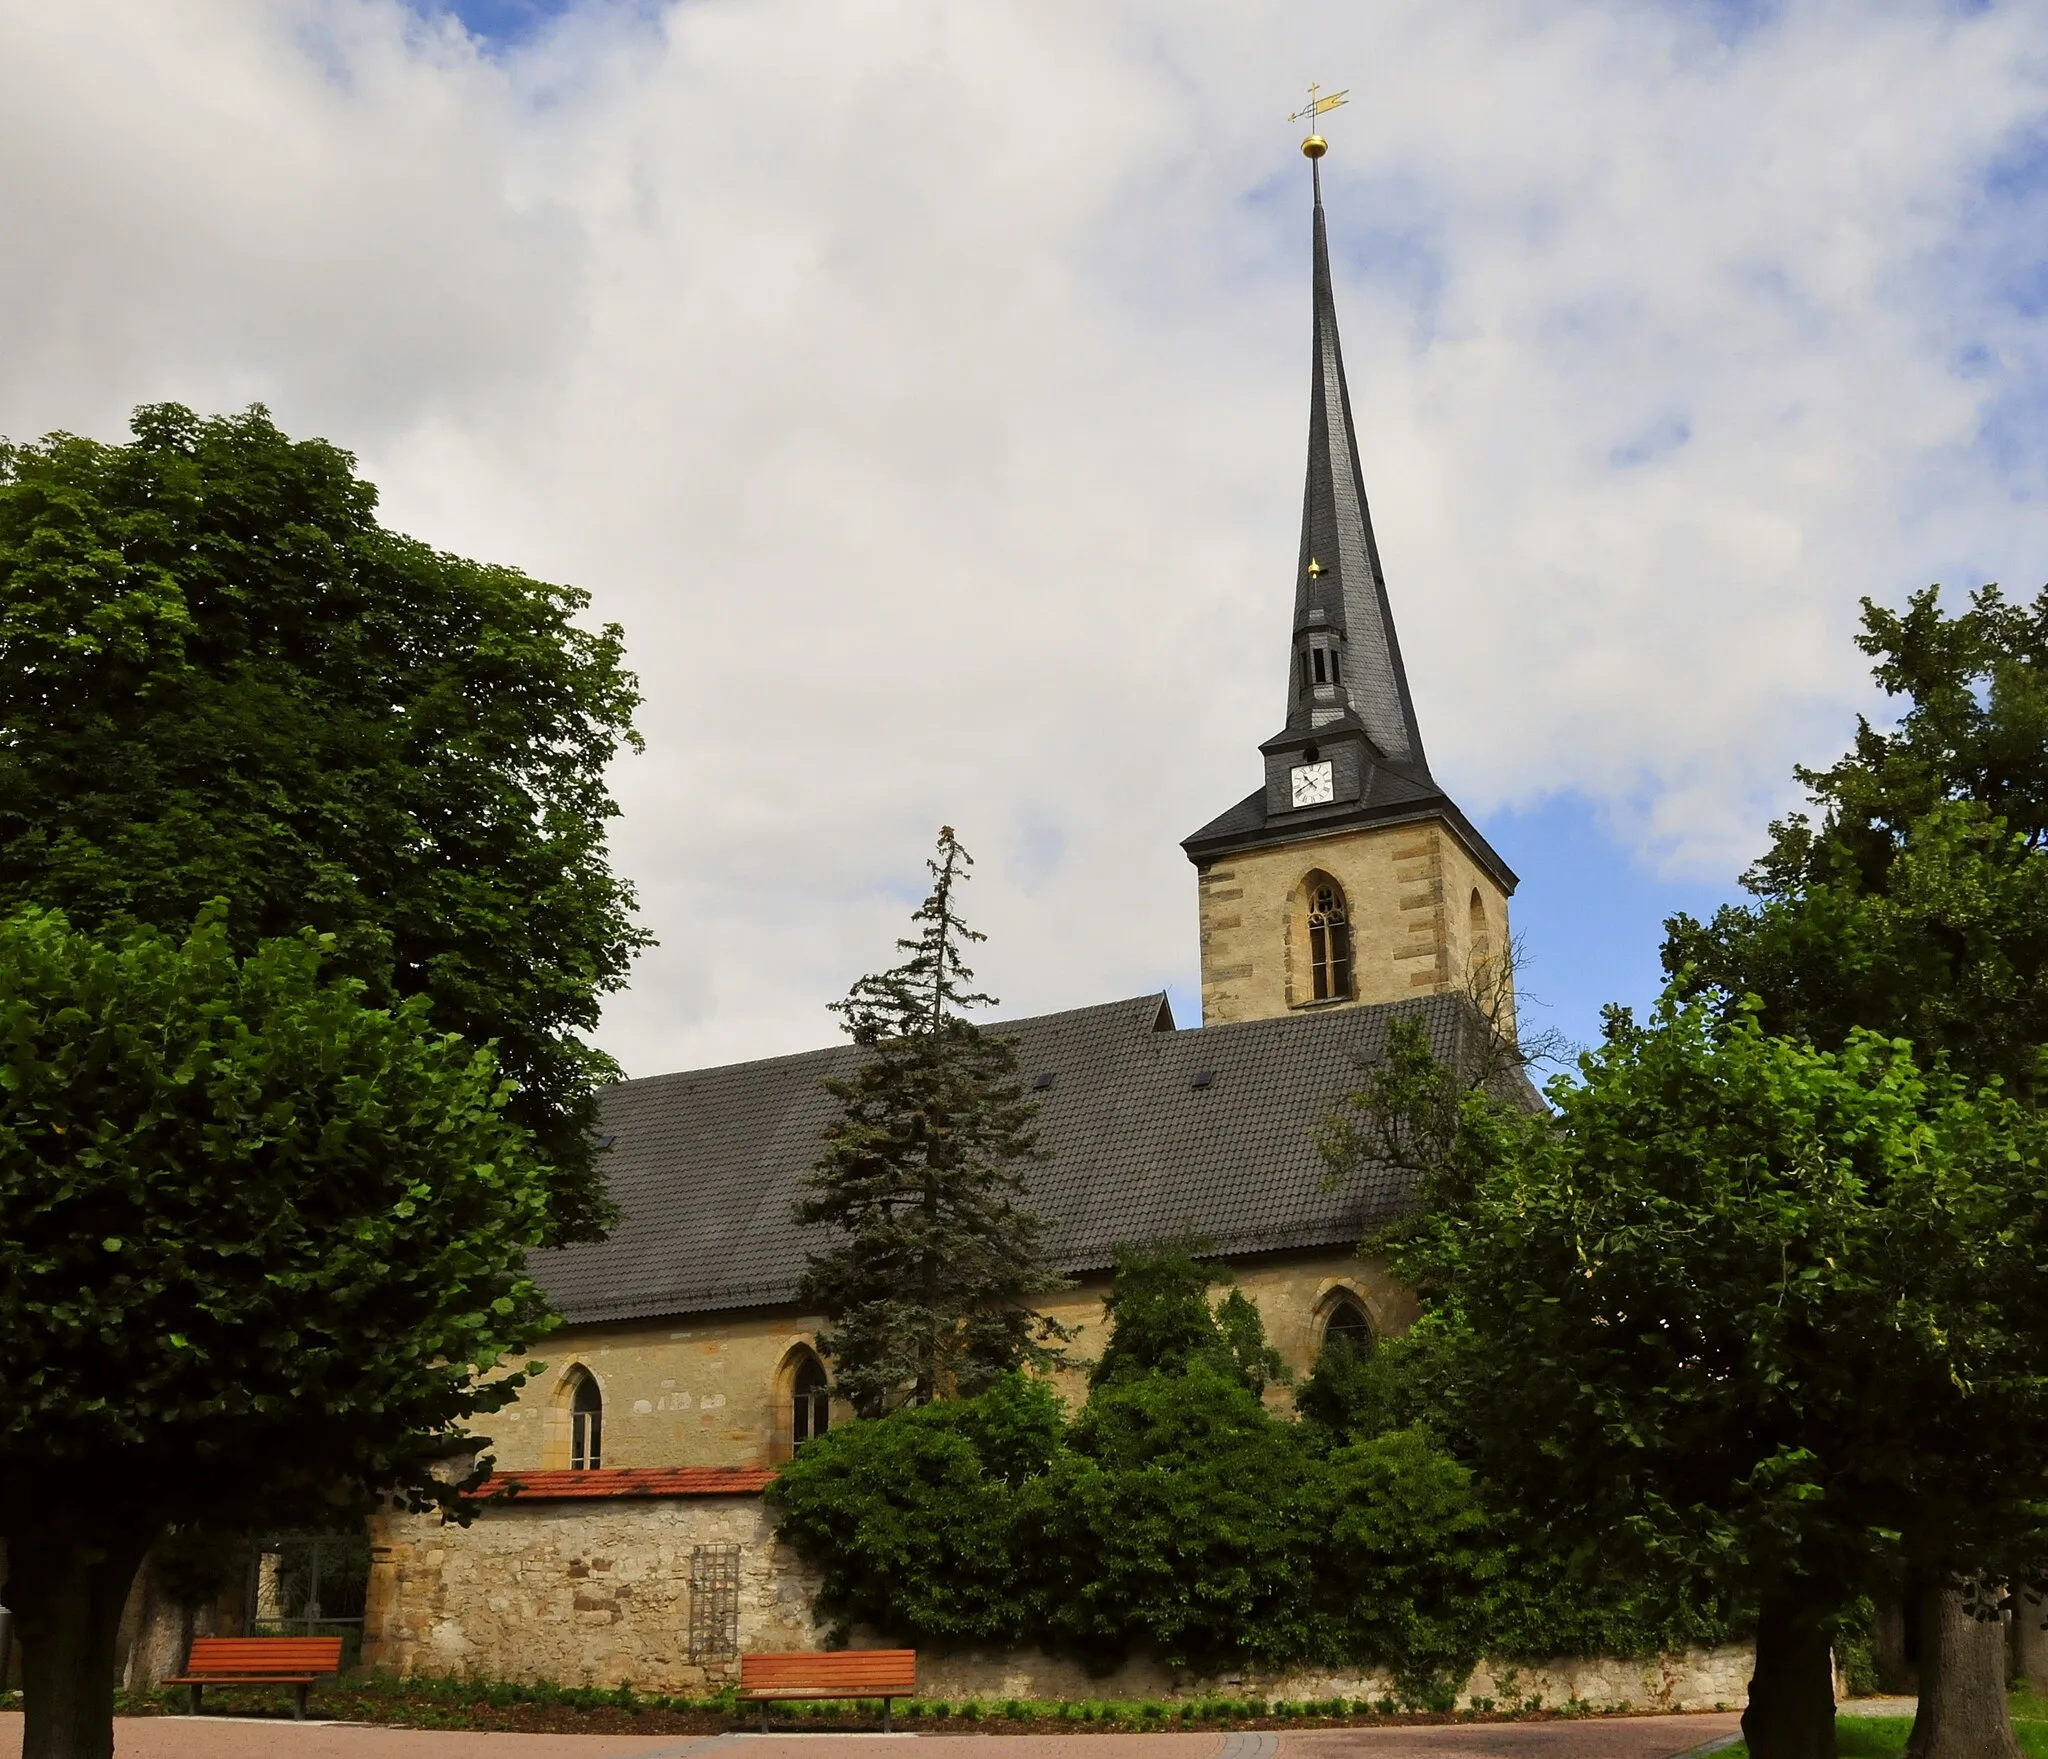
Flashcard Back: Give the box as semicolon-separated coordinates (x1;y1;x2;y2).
1287;153;1430;775
1181;125;1513;906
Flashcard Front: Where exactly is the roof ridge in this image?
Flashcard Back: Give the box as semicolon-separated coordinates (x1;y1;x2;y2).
608;992;1174;1092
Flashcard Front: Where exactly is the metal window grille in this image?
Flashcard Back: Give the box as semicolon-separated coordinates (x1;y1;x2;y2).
688;1545;741;1662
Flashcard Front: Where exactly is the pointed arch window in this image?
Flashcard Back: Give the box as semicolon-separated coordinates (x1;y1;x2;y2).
1308;878;1352;1001
793;1355;831;1449
1323;1295;1373;1354
567;1369;603;1471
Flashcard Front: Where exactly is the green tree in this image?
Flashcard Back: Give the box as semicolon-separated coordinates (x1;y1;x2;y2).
0;406;645;1241
0;907;558;1759
1329;1001;2048;1759
1087;1241;1288;1397
1665;585;2048;1756
1667;585;2048;1097
793;827;1071;1414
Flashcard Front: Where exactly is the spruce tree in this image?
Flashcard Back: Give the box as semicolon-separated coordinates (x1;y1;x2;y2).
794;827;1071;1415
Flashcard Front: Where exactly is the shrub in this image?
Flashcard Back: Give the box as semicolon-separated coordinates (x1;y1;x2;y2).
768;1253;1734;1682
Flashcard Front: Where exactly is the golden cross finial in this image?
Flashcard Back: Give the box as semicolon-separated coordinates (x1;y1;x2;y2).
1290;83;1349;159
1307;557;1325;579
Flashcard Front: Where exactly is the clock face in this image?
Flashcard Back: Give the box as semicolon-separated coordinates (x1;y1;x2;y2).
1290;760;1335;808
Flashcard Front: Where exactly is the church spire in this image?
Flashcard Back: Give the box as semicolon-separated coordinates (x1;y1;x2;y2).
1288;135;1429;774
1182;106;1517;1029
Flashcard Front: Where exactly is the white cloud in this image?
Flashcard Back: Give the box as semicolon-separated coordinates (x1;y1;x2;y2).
3;0;2045;1071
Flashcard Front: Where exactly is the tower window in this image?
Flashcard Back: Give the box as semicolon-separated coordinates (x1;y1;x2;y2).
793;1354;831;1449
567;1369;603;1471
1309;879;1352;1001
1311;648;1328;685
1329;649;1341;684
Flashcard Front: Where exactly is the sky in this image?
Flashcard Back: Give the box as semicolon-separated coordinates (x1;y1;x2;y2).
3;0;2046;1074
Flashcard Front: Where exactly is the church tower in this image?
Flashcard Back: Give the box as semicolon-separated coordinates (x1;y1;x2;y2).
1182;127;1516;1027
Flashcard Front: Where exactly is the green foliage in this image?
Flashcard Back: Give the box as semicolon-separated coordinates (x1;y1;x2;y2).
0;406;646;1242
1216;1290;1290;1398
146;1526;249;1610
794;828;1072;1413
1048;1361;1337;1671
1087;1242;1289;1396
1087;1243;1228;1386
1666;584;2048;1101
1295;1331;1441;1443
757;1372;1065;1644
1353;996;2048;1619
0;906;556;1528
771;1258;1730;1686
0;906;561;1755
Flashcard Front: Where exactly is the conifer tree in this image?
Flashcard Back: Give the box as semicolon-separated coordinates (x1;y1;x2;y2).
794;827;1071;1415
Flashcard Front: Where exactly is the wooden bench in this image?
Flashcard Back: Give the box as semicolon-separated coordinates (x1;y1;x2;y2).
739;1649;917;1732
162;1635;344;1719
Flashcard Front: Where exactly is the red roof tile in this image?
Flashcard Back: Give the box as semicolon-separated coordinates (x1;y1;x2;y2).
470;1466;775;1501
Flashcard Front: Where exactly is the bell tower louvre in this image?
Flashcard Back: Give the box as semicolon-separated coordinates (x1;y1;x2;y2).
1181;121;1516;1027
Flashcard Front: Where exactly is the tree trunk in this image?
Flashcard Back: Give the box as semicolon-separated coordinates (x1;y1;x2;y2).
1875;1585;1918;1694
1743;1590;1840;1759
2013;1589;2048;1696
1906;1581;2020;1759
4;1515;158;1759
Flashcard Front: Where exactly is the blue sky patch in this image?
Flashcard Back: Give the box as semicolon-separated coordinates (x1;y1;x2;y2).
1611;413;1693;468
420;0;578;47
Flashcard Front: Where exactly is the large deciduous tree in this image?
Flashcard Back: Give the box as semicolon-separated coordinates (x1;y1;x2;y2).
793;827;1071;1414
0;405;646;1242
1327;1002;2048;1759
1665;584;2048;1755
1666;583;2048;1095
0;908;558;1759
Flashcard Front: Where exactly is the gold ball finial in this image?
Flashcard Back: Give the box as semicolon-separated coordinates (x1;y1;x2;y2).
1289;84;1346;160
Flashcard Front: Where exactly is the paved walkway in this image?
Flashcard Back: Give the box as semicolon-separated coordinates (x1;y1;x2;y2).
1;1713;1746;1759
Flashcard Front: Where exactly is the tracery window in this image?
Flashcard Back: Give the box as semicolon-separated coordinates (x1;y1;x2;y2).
793;1354;831;1449
1323;1296;1373;1354
1308;878;1352;1001
567;1368;603;1471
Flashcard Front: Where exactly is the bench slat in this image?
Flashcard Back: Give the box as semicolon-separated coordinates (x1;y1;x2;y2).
740;1650;916;1694
178;1637;344;1678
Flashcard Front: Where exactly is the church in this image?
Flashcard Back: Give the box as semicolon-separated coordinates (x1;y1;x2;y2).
352;138;1691;1707
473;130;1516;1484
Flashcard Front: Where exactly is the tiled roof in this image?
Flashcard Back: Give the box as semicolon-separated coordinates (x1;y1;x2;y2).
473;1466;775;1500
536;992;1507;1327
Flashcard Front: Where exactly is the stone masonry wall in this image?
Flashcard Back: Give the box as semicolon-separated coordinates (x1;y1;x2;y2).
487;1249;1407;1477
363;1492;1753;1713
364;1494;822;1694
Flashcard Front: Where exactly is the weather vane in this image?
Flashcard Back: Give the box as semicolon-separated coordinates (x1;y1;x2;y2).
1289;82;1349;159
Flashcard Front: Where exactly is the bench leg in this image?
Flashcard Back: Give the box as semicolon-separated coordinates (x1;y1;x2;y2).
294;1683;308;1720
883;1697;893;1734
188;1684;202;1716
